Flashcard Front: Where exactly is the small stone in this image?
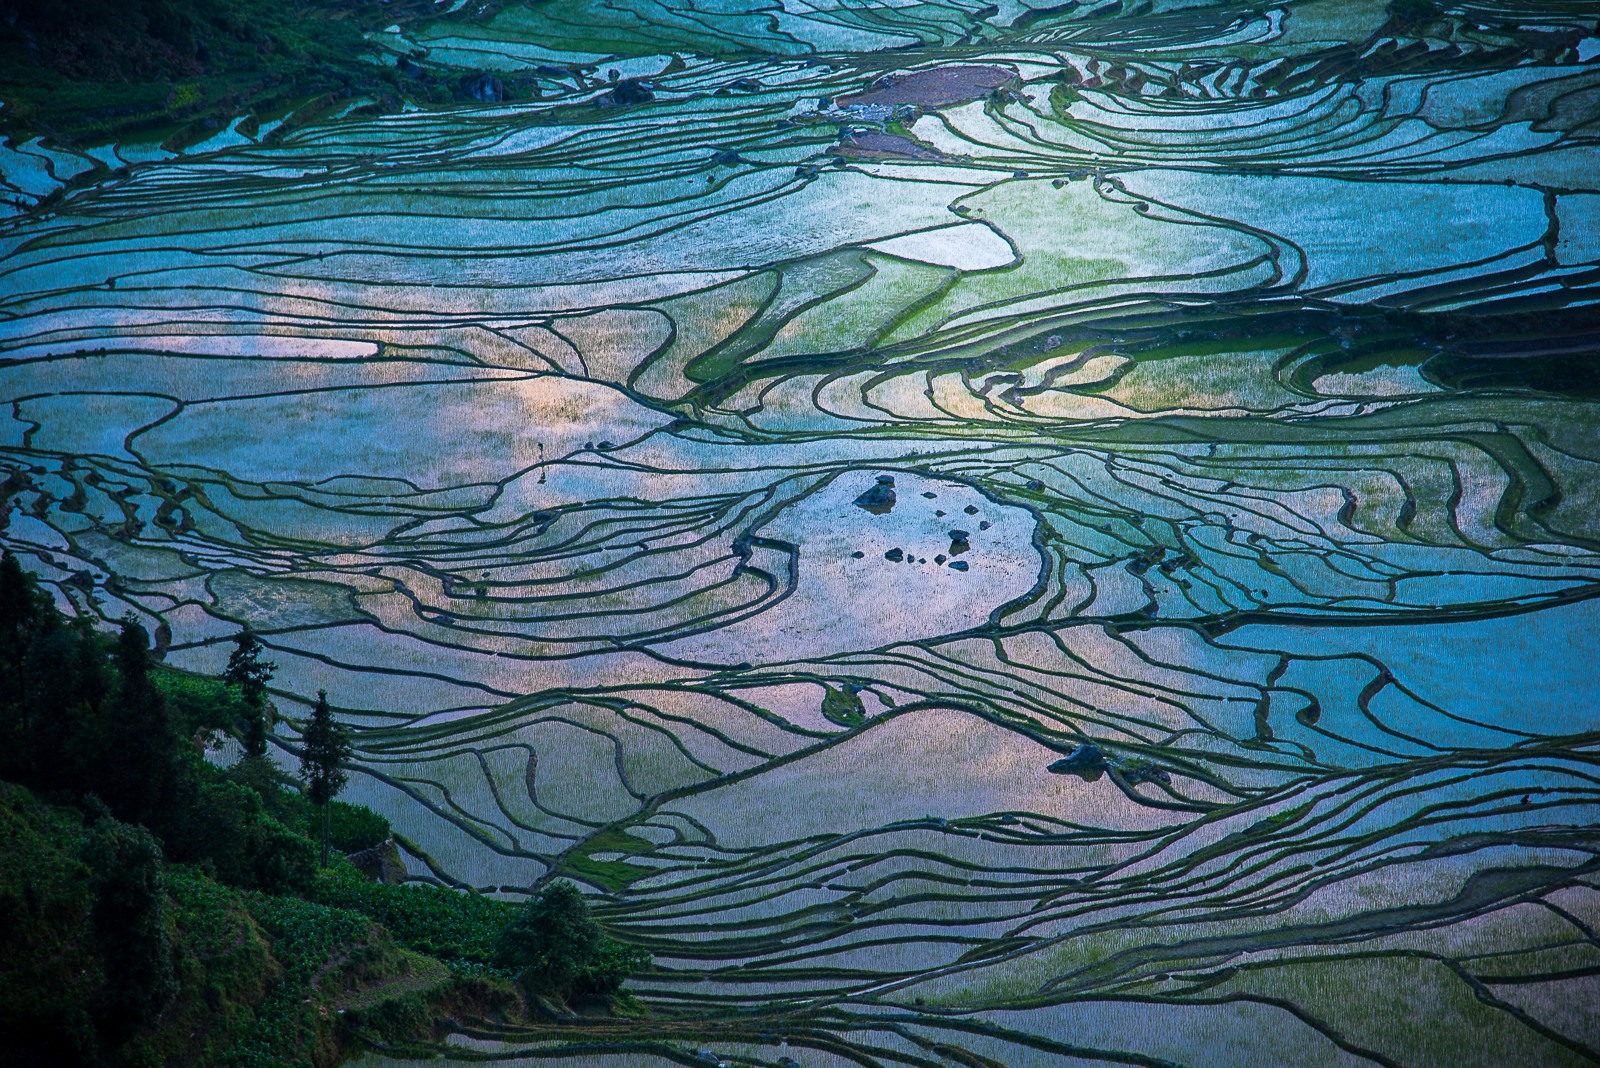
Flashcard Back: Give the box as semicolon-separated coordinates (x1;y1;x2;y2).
948;560;968;571
979;521;990;530
851;551;864;558
964;505;979;514
885;548;904;561
922;491;937;498
935;554;946;564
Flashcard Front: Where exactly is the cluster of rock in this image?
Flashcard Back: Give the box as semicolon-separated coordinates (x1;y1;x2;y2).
1048;744;1172;786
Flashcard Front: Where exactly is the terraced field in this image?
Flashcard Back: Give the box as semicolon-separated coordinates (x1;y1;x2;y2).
4;1;1600;1064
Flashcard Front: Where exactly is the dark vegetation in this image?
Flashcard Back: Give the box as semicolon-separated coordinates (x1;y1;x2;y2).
0;552;649;1067
0;0;525;146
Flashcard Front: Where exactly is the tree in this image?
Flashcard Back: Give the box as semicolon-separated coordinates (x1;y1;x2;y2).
0;549;58;780
0;549;49;704
80;815;177;1047
298;689;351;868
170;771;315;893
101;617;187;828
495;880;603;997
222;628;275;758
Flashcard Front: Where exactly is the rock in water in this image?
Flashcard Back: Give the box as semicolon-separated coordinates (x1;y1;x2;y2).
601;78;655;105
854;474;897;514
948;529;970;555
1049;744;1108;781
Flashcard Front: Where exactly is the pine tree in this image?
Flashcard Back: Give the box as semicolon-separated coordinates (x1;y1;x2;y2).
0;549;56;779
21;619;75;785
222;628;275;757
0;549;44;703
298;689;351;867
102;617;185;827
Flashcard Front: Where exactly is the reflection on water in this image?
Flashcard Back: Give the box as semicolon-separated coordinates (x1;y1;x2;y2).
5;0;1600;1063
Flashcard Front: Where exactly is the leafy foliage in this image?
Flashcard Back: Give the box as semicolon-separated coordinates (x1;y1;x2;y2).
310;860;512;965
152;668;250;740
81;816;179;1045
0;553;647;1063
217;893;375;1068
0;781;100;1066
306;799;390;854
0;0;517;144
0;554;318;891
169;766;316;894
310;865;650;997
496;880;651;1000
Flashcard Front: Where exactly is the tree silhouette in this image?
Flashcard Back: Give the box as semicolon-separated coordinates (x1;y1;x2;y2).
102;617;184;827
222;628;275;758
298;689;351;867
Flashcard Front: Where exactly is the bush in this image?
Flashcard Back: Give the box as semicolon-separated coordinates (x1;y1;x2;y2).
164;765;316;895
152;668;250;739
495;880;651;1000
308;861;510;964
81;816;178;1046
302;799;389;854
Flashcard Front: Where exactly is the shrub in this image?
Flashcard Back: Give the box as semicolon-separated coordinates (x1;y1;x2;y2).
302;799;389;854
164;764;316;894
308;861;509;964
495;880;651;1000
81;816;178;1046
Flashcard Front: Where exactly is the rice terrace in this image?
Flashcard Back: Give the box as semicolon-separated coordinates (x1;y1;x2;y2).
2;1;1600;1066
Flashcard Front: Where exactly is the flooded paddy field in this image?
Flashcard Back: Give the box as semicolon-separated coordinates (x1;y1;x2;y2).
4;1;1600;1064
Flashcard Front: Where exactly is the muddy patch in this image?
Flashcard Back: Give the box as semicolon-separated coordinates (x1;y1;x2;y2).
838;64;1014;109
839;130;953;161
